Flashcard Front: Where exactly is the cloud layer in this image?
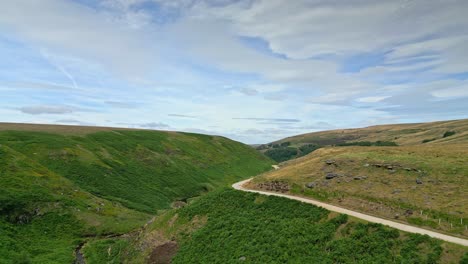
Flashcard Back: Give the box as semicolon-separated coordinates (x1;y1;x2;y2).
0;0;467;143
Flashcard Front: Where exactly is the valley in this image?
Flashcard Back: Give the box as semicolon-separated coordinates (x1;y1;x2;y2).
0;121;466;263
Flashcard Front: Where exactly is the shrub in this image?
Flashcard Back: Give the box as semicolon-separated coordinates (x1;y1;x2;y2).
298;144;320;156
443;131;456;138
422;138;436;143
264;147;298;162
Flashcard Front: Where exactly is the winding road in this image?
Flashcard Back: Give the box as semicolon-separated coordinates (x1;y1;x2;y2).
232;178;468;247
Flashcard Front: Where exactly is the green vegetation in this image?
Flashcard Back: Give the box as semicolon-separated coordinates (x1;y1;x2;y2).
0;128;273;263
337;141;398;146
444;131;456;138
264;147;298;162
262;143;321;162
99;189;466;263
299;143;321;155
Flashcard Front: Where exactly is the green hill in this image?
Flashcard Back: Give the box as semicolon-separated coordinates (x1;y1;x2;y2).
0;123;273;263
81;189;468;263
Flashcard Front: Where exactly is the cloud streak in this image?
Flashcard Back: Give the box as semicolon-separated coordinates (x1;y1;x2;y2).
19;105;76;115
233;117;300;123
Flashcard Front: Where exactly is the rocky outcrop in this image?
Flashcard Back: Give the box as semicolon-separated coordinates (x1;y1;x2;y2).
256;181;290;193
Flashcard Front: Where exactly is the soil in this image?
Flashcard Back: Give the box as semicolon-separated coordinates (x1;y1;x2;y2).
148;241;179;264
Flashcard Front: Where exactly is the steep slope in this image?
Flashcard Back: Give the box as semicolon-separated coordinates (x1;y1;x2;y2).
83;189;468;263
258;118;468;162
0;124;273;263
251;144;468;238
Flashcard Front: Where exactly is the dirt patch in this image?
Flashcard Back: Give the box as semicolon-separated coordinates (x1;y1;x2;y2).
256;181;290;193
148;241;179;264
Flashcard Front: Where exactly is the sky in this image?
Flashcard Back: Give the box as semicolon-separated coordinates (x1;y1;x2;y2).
0;0;467;144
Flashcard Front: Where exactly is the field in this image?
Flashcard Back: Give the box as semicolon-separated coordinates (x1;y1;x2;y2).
0;124;273;263
83;189;468;263
251;144;468;237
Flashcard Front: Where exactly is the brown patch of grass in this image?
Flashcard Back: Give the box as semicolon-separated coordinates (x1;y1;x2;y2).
272;118;468;146
255;144;468;237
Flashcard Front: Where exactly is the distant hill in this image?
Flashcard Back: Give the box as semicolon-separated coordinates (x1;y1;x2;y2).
0;123;273;263
258;118;468;162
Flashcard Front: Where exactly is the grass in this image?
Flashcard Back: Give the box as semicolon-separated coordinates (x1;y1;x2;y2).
0;126;273;263
258;118;468;162
253;144;468;237
90;189;467;263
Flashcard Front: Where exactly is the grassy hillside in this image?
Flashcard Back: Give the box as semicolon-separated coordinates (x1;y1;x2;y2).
0;124;273;263
251;144;468;237
81;189;468;263
258;118;468;162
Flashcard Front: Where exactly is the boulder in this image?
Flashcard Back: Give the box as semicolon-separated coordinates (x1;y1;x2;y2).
305;182;316;188
325;173;339;179
239;256;246;261
325;159;335;165
416;178;423;184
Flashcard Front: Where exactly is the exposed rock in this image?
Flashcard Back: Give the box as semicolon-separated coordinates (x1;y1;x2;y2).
416;178;423;184
171;201;187;208
239;256;246;261
394;214;400;219
388;169;397;174
325;173;340;179
256;181;290;193
305;182;316;188
404;167;412;171
386;165;393;170
353;175;367;180
325;159;336;165
363;163;370;167
392;189;401;194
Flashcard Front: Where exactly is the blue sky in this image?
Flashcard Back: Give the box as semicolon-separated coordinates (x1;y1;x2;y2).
1;0;467;143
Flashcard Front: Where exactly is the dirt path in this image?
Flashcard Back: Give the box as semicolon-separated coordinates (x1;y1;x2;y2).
232;178;468;247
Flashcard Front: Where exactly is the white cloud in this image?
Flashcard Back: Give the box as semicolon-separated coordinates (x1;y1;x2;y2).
0;0;157;78
19;105;77;115
431;85;468;99
356;96;391;103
